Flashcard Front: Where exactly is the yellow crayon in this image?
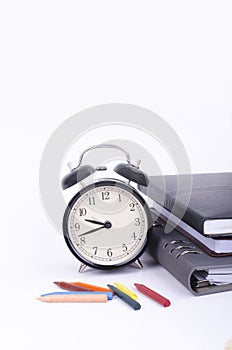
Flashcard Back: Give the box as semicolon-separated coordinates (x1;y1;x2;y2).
114;282;138;300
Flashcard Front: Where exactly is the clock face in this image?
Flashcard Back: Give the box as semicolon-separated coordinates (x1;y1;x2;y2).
63;180;152;269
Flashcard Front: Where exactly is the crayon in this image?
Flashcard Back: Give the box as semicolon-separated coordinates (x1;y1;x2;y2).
107;284;141;311
134;283;171;307
70;281;113;293
36;294;108;303
114;282;138;300
41;291;113;300
53;281;92;292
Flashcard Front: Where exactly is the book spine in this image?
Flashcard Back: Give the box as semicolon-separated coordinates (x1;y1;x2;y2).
164;193;206;235
149;223;232;296
143;182;206;235
149;225;201;295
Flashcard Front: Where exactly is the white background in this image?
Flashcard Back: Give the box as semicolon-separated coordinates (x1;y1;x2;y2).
1;1;232;349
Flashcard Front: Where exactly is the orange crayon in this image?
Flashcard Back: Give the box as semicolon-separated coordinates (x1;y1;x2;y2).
70;282;112;293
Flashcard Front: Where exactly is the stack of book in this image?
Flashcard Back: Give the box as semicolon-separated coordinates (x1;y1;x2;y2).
139;172;232;296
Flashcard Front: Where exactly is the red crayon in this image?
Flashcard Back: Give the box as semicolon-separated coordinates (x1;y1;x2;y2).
134;283;171;307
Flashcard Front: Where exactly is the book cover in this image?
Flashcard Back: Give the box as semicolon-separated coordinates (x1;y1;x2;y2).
149;223;232;296
151;203;232;256
141;172;232;236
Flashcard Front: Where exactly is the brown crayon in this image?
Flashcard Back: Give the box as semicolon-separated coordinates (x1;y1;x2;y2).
53;281;92;292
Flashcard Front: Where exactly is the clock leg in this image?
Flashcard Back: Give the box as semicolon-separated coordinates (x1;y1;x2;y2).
133;259;143;269
78;263;88;273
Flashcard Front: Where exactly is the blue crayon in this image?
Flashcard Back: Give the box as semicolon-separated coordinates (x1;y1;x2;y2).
41;291;113;300
107;284;141;310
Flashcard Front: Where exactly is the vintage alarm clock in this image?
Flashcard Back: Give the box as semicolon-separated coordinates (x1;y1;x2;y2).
61;144;152;271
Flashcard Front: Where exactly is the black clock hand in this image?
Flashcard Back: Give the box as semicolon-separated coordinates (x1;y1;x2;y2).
79;220;112;237
84;219;106;226
79;226;105;237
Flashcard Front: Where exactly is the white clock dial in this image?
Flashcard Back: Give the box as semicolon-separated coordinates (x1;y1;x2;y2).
63;181;151;268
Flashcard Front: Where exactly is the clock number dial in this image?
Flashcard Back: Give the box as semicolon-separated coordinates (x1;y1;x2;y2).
66;182;149;268
122;243;128;252
131;232;137;240
89;197;96;205
79;208;87;216
80;237;86;245
107;248;113;257
74;223;80;231
129;203;135;211
102;191;110;200
134;218;141;226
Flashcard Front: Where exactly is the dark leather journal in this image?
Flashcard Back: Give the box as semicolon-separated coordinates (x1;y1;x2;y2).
143;172;232;237
149;223;232;296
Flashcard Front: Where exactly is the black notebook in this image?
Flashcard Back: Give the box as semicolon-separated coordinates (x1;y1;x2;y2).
149;221;232;296
139;172;232;255
149;204;232;256
142;172;232;237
